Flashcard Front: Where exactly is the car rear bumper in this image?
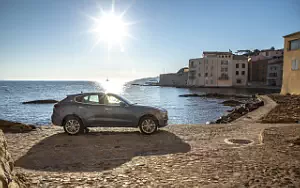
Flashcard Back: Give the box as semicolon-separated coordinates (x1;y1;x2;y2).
51;113;63;126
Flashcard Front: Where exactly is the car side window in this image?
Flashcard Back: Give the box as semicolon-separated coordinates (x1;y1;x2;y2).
89;95;99;103
106;95;122;106
81;95;99;104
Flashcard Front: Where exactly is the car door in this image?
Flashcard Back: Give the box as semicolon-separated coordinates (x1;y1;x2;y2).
77;94;107;127
103;94;136;127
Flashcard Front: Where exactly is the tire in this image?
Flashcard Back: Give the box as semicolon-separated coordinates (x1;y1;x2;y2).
63;116;84;135
138;116;158;135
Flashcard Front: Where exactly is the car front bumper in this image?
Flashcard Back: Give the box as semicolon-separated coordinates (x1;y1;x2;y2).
158;118;168;127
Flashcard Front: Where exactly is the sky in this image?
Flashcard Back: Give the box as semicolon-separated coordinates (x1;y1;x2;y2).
0;0;299;81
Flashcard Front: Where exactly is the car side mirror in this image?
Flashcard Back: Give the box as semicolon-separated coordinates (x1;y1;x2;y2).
120;101;127;107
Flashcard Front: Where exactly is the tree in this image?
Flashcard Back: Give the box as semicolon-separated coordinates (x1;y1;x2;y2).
253;49;260;55
270;46;275;50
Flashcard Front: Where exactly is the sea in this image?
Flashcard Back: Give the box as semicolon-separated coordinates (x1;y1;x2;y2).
0;81;279;125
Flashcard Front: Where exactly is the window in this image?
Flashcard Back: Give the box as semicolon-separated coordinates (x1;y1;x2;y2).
80;94;99;104
242;71;245;75
198;73;201;77
211;80;213;84
236;64;239;68
205;73;208;77
292;59;299;70
211;66;213;70
221;67;228;72
190;61;194;67
210;73;213;77
219;73;229;80
242;63;245;68
89;95;99;103
107;95;122;105
236;71;239;75
221;60;228;65
289;39;300;50
236;79;242;84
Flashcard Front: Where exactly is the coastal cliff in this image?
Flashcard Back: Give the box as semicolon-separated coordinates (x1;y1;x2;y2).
0;130;23;188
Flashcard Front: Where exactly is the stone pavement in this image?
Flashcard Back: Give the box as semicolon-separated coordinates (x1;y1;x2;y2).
4;95;300;187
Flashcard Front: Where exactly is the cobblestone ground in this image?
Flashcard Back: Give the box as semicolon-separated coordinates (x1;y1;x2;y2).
4;96;300;187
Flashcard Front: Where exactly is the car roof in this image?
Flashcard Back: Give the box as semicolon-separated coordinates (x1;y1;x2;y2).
68;92;106;97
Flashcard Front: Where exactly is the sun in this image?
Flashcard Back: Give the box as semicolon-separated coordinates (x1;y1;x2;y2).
89;2;134;52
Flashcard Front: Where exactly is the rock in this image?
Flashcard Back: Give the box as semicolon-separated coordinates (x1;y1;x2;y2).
178;94;201;97
179;93;251;98
221;100;244;107
0;119;36;133
236;106;247;114
0;130;23;187
22;99;58;104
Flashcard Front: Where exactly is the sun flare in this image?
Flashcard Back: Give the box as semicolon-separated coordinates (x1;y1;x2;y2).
89;2;134;51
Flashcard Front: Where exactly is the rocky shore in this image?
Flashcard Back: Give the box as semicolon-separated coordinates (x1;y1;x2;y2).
0;119;36;133
22;100;58;104
0;130;24;187
179;93;251;99
262;94;300;123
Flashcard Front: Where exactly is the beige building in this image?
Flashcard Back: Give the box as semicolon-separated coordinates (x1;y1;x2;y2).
159;67;189;86
188;52;248;87
281;31;300;95
267;57;283;86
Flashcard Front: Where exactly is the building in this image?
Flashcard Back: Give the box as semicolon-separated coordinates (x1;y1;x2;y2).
248;49;284;85
188;51;248;87
266;57;283;86
281;31;300;95
259;49;283;58
249;59;269;84
159;67;189;86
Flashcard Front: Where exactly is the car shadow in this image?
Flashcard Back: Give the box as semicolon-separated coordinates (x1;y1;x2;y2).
15;130;191;172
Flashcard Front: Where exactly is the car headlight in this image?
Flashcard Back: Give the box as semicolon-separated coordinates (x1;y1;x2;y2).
161;111;168;118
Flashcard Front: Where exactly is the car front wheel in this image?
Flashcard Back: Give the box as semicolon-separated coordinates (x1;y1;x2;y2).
139;116;158;135
63;116;84;135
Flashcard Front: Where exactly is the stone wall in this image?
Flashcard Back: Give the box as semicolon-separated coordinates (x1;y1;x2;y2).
159;72;188;86
0;130;21;188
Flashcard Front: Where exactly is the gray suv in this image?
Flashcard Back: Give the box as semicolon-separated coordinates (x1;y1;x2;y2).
51;92;168;135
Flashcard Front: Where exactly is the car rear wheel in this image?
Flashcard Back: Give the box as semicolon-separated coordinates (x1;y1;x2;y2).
139;116;158;135
63;116;84;135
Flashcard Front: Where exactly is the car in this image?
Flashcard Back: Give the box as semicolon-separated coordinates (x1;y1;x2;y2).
51;92;168;135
